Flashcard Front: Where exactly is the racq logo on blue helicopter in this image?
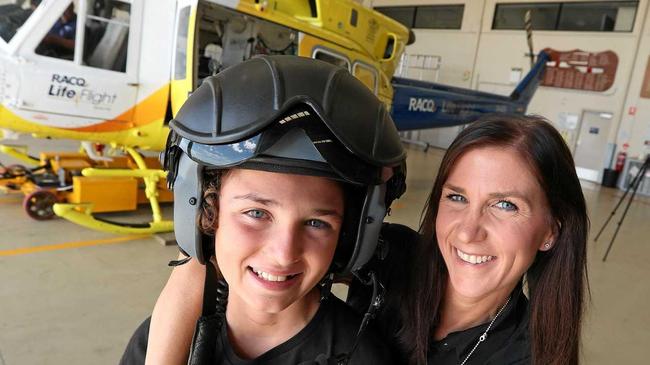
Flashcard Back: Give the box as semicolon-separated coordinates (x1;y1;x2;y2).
408;97;436;112
47;73;117;107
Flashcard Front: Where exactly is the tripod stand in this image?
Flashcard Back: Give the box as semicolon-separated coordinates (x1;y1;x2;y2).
594;155;650;262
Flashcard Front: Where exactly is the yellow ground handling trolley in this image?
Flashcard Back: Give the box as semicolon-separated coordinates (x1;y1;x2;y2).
0;146;172;232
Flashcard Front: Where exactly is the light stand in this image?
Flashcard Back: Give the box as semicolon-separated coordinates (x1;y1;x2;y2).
594;155;650;262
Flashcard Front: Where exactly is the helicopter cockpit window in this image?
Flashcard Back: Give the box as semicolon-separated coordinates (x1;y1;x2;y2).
0;0;43;44
313;49;350;71
35;1;76;61
83;0;130;72
353;62;378;93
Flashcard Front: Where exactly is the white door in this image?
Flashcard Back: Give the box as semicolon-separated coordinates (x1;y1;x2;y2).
16;0;140;128
573;110;612;182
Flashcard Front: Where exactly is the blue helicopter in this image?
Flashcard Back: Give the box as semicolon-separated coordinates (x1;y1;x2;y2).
390;50;549;131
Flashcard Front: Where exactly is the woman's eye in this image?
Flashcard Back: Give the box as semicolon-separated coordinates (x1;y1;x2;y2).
306;219;330;229
245;209;266;219
446;193;466;203
495;200;518;212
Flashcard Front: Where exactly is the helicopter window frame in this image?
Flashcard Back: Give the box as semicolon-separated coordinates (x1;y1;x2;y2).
312;47;351;72
26;0;139;76
352;61;378;94
0;0;46;47
173;5;191;81
32;0;78;62
81;0;132;73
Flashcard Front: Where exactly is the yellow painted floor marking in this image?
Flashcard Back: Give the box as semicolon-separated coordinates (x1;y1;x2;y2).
0;195;22;204
0;234;150;257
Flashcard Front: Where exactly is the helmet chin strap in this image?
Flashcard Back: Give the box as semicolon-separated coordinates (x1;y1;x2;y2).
187;262;228;365
315;270;385;365
319;273;335;301
350;270;385;351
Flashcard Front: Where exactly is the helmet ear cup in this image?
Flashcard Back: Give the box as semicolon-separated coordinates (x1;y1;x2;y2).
331;184;388;274
347;184;387;273
331;184;364;273
172;153;206;263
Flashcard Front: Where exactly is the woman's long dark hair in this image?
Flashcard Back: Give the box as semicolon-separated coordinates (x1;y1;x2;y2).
399;114;589;364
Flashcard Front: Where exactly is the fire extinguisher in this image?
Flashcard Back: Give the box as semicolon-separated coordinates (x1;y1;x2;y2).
614;143;629;172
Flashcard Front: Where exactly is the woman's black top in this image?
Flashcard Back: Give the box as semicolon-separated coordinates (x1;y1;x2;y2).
347;223;532;364
428;284;530;364
120;296;393;365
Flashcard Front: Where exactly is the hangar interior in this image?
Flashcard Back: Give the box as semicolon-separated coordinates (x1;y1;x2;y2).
1;0;650;364
377;0;650;186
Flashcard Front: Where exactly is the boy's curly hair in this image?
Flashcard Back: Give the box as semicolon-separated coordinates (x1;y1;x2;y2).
198;169;229;235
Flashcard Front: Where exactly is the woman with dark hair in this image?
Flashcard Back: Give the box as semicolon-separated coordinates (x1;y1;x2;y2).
368;113;589;364
125;113;588;364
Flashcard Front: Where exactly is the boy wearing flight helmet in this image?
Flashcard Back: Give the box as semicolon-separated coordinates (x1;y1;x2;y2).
121;56;406;364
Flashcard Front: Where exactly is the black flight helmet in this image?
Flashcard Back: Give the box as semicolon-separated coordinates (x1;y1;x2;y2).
163;55;406;274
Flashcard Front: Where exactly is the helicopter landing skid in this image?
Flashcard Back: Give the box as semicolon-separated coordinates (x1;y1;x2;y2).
0;144;41;166
53;203;173;235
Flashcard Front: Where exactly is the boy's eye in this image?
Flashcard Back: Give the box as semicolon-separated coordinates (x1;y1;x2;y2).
245;209;266;219
495;200;518;212
306;219;330;229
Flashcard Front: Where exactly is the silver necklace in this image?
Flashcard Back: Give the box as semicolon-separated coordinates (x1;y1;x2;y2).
459;296;511;365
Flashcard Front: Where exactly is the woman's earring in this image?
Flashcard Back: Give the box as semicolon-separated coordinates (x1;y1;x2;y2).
544;242;552;249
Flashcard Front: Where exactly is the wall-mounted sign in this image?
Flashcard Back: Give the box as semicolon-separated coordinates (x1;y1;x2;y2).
629;106;637;116
541;48;618;92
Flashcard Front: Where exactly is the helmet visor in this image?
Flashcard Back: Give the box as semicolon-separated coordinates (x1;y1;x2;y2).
179;109;383;185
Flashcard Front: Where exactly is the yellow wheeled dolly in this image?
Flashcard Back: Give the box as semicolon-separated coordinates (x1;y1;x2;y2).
1;147;174;234
0;154;68;220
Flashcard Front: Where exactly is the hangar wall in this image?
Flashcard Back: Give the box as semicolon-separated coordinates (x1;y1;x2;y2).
374;0;650;182
620;2;650;162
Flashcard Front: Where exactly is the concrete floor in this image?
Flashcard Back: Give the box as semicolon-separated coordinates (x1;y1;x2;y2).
0;137;649;364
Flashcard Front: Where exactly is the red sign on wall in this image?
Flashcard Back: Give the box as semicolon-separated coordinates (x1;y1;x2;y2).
628;106;637;115
541;48;618;92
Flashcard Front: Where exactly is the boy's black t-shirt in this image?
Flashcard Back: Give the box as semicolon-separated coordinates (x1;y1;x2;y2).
120;296;393;365
217;296;392;365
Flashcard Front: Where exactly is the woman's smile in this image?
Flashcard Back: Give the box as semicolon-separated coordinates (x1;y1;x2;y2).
454;247;496;265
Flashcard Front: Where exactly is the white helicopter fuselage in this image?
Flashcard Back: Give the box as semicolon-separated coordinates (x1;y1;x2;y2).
0;0;174;150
